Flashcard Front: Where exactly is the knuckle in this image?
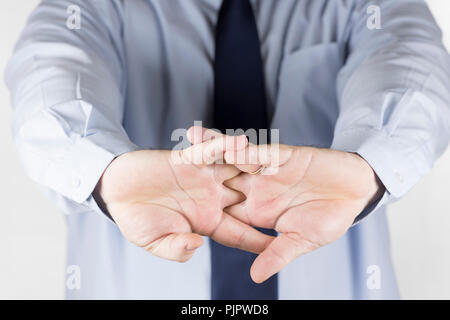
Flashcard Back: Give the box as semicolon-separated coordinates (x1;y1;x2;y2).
203;150;216;164
284;232;317;255
267;245;289;265
232;229;247;248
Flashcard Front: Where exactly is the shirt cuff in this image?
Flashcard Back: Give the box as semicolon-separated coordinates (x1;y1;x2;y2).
74;133;141;220
24;130;141;217
330;127;425;223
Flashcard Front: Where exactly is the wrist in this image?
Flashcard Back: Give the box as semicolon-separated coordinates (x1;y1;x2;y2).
369;173;385;206
354;152;385;208
92;155;122;220
92;150;139;214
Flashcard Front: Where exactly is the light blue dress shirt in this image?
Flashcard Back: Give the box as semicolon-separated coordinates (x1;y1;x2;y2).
5;0;450;299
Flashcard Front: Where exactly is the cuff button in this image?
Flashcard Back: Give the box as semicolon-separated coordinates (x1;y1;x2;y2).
395;171;404;184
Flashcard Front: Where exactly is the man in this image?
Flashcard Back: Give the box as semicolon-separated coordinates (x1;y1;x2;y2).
5;0;450;299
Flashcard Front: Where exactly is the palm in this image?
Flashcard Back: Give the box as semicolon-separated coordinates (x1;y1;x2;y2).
98;149;272;262
230;146;375;238
222;144;382;282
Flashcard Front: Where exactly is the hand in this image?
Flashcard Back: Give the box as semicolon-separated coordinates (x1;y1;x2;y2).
188;127;384;283
94;135;273;263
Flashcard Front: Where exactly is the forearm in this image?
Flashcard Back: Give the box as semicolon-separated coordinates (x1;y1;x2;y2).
332;0;450;221
5;0;138;211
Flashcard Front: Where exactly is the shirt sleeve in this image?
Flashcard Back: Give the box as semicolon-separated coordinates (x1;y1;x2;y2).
4;0;139;216
331;0;450;223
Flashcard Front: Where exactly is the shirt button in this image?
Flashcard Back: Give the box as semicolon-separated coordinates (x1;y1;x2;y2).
395;171;404;184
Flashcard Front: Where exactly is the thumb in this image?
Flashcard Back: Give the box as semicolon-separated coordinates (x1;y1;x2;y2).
113;203;203;263
250;232;314;283
146;232;204;263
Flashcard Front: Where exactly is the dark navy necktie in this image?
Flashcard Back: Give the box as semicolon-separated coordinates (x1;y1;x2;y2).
211;0;278;300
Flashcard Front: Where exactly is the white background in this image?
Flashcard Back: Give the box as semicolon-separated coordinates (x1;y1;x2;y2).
0;1;449;299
